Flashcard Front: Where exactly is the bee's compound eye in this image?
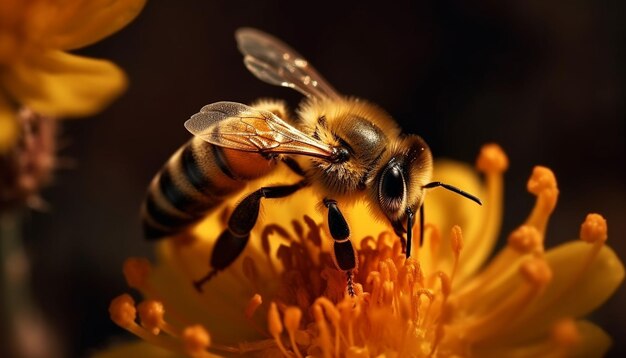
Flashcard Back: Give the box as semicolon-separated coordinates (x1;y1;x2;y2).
381;165;405;200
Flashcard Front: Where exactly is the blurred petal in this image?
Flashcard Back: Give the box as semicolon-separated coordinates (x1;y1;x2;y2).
420;160;492;280
93;341;182;358
478;242;623;344
2;50;127;117
48;0;147;50
513;243;624;332
473;320;611;358
0;95;18;152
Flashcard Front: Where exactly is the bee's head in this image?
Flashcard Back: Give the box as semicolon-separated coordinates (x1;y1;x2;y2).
375;135;433;228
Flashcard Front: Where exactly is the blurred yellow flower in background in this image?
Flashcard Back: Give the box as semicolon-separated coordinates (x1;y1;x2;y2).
0;0;147;208
0;2;147;357
103;144;624;357
0;0;147;153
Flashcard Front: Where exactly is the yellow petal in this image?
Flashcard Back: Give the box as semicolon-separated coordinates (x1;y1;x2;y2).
0;95;18;152
47;0;147;50
477;242;623;344
472;320;611;358
420;160;493;281
93;341;183;358
518;243;623;330
2;50;127;117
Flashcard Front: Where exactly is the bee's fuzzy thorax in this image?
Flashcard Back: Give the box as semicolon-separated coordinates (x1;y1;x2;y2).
294;97;403;199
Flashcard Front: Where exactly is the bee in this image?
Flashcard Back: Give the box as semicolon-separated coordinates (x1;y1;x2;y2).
142;28;481;294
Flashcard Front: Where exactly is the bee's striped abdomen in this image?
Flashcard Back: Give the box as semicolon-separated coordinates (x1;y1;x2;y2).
142;137;276;240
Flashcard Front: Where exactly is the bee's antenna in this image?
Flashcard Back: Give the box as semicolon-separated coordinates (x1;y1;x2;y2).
423;181;482;206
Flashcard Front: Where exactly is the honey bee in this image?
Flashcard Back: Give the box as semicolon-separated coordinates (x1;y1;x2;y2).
142;28;481;294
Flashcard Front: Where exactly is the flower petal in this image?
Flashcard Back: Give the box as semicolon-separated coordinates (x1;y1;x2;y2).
474;242;623;344
510;243;624;335
0;95;18;152
47;0;147;50
419;160;493;281
2;50;127;117
472;320;611;358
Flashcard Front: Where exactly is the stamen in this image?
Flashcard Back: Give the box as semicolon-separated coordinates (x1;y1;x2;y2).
267;302;290;357
476;144;509;174
123;257;152;291
580;213;607;244
460;258;552;342
137;300;165;335
508;225;542;254
181;324;212;357
315;297;345;355
283;307;304;358
109;294;182;353
551;318;581;356
541;213;609;309
245;293;263;319
450;225;463;283
525;166;559;235
456;225;543;302
312;304;332;358
109;294;137;329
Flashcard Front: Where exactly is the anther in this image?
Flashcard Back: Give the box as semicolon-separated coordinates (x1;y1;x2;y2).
450;225;463;256
520;258;552;286
437;272;452;298
137;300;165;335
507;225;542;253
476;143;508;173
245;294;263;319
182;324;211;355
267;302;283;337
109;294;137;329
284;307;304;358
450;226;463;283
526;166;559;233
283;306;302;333
580;213;607;244
527;166;558;196
123;257;152;290
551;318;581;349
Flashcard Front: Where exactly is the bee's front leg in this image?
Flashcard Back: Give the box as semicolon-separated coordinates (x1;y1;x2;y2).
323;198;358;297
193;180;308;291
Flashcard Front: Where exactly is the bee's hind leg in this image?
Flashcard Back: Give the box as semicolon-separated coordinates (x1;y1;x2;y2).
193;179;308;292
323;198;358;297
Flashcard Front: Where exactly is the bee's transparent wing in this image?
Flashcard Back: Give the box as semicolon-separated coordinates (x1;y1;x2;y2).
236;28;341;100
185;102;336;160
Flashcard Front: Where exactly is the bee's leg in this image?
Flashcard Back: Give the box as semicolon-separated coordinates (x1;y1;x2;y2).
419;203;425;248
193;180;308;291
323;198;358;297
405;208;415;259
391;222;407;255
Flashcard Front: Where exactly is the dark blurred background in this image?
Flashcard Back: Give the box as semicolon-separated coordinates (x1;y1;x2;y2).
18;0;625;356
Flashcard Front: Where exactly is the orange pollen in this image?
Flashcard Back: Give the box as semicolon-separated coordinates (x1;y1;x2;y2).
551;318;581;348
182;325;211;355
507;225;542;253
123;257;152;290
137;300;166;335
476;143;509;173
580;213;608;244
109;294;136;328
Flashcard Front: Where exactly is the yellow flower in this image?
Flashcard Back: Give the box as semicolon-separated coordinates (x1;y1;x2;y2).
104;144;623;357
0;0;147;152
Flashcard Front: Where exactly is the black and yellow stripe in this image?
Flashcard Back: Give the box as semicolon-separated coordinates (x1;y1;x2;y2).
142;137;271;240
